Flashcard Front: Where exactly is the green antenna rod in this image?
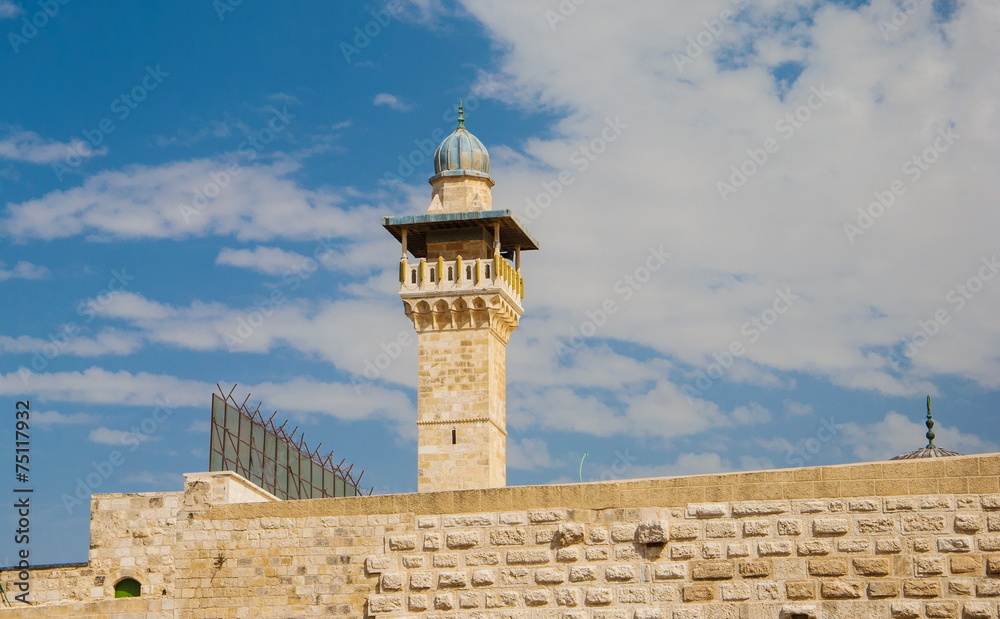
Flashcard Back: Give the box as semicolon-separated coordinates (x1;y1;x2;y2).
578;452;589;483
925;395;936;448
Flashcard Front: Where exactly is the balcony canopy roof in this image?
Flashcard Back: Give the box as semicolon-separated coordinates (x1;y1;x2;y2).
382;209;540;259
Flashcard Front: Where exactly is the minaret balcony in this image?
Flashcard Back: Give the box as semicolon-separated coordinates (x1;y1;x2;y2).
399;255;524;304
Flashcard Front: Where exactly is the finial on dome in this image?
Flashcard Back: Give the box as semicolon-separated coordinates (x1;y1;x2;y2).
925;395;936;448
457;99;465;129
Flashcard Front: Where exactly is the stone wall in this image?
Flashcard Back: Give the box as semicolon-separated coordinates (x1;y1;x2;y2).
0;454;998;618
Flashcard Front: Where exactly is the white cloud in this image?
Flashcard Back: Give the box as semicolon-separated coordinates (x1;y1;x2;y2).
0;1;21;19
508;437;560;470
373;93;412;111
446;0;1000;398
31;410;99;426
0;260;49;281
0;157;390;242
0;330;142;357
216;246;311;275
89;427;158;446
784;399;813;416
0;128;106;164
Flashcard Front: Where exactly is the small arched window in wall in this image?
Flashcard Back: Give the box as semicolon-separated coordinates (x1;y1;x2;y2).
114;577;142;598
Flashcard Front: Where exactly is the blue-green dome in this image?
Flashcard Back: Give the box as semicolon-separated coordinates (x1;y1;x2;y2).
431;102;491;181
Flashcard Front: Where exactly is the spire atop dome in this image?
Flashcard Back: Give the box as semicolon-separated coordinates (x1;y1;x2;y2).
890;395;963;460
431;101;491;183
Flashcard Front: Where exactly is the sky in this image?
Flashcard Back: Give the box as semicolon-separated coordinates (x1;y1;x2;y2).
0;0;997;564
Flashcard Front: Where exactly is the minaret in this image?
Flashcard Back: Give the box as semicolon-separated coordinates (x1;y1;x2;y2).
382;103;539;492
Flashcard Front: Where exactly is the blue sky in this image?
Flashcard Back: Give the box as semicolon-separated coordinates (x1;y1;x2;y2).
1;0;998;564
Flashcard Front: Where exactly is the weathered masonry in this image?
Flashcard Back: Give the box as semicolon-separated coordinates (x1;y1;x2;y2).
4;454;1000;617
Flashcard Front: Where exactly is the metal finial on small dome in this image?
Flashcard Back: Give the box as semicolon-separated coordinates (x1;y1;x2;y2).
457;99;465;129
925;395;936;448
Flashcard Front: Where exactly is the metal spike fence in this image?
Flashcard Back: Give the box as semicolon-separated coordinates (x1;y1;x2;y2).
208;384;370;499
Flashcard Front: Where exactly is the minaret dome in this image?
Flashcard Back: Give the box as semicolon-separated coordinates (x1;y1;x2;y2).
431;101;491;181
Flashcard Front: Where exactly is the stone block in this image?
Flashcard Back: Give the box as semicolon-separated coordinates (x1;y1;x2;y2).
914;556;946;576
380;573;404;591
701;542;724;559
485;590;519;608
738;560;770;578
813;518;849;536
433;552;460;567
808;558;847;576
924;601;959;618
706;522;737;539
949;579;974;596
978;580;1000;596
605;564;637;582
523;589;551;607
446;531;481;549
472;569;496;586
786;581;815;599
721;582;752;601
388;534;417;551
611;524;638;542
618;586;649;604
691;561;734;580
727;542;750;557
558;522;585;546
989;557;1000;575
890;601;921;618
528;509;568;524
982;495;1000;510
556;547;580;562
637;563;678;586
836;538;871;553
776;519;802;536
587;525;610;544
955;513;983;533
636;520;668;544
853;557;891;576
669;523;699;541
410;572;432;589
634;607;665;619
465;550;501;566
902;578;942;597
797;540;832;556
458;591;480;609
368;594;403;614
366;555;392;573
876;539;903;554
963;602;995;618
434;592;455;610
742;519;770;537
500;512;526;525
848;498;880;512
730;501;788;516
937;537;972;553
585;587;614;605
758;540;793;556
423;533;441;551
868;580;899;598
857;517;896;534
408;594;428;611
670;544;696;559
820;580;862;599
438;571;468;588
535;567;566;584
507;549;551;564
902;514;946;533
490;528;526;545
886;498;917;512
443;514;493;527
688;503;727;518
570;566;597;582
682;584;714;602
554;587;580;607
